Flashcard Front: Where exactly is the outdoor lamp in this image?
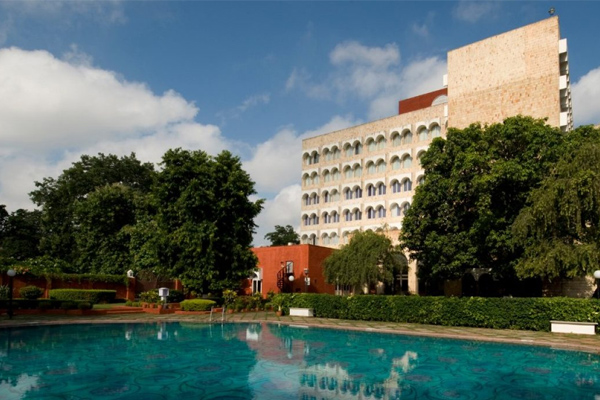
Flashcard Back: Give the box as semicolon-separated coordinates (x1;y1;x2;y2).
288;275;295;282
593;270;600;300
7;269;16;319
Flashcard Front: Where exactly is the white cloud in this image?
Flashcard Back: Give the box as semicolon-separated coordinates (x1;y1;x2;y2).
572;66;600;126
452;1;500;23
238;93;270;112
330;41;399;68
253;184;302;246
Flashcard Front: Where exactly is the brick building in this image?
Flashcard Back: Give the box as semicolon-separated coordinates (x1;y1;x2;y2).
300;17;573;294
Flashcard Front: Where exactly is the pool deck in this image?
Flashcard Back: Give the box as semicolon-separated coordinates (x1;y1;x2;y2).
1;311;599;354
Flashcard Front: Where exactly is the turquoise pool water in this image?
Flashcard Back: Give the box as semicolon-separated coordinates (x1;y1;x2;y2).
0;322;598;399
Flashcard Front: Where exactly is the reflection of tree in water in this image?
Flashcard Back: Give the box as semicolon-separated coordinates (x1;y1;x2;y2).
267;324;420;400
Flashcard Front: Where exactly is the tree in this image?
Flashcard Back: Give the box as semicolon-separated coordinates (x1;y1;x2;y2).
513;126;600;279
264;225;300;246
0;207;42;261
29;153;155;264
323;230;403;293
400;116;565;288
154;149;263;294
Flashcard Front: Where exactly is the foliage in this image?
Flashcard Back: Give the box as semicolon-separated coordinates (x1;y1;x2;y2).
281;293;600;332
125;300;142;307
29;153;155;265
180;299;216;311
0;285;9;300
167;289;185;303
222;289;238;307
323;230;403;292
0;207;42;261
153;149;263;294
400;117;566;288
19;286;44;300
60;301;78;310
264;225;300;246
48;289;116;304
513;126;600;279
77;301;93;310
139;290;161;304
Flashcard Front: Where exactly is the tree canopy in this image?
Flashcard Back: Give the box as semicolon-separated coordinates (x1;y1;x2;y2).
0;206;42;261
513;126;600;279
400;116;566;288
264;225;300;246
323;230;403;293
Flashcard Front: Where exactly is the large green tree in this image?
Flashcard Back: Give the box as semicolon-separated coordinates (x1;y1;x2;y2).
323;230;403;293
153;149;263;294
513;126;600;279
400;116;565;288
29;153;155;264
264;225;300;246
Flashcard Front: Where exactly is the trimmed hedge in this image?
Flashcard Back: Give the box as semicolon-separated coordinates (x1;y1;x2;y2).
275;294;600;332
49;289;116;304
19;286;44;300
180;299;216;312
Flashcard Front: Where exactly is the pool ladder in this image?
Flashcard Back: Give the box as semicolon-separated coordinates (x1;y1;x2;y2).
209;306;226;323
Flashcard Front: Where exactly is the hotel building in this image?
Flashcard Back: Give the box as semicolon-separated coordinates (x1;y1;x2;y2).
299;17;573;293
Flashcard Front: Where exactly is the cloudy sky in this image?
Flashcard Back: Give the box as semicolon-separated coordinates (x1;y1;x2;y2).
1;1;600;245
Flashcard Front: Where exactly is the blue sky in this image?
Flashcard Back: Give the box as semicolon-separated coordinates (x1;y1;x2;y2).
1;1;600;245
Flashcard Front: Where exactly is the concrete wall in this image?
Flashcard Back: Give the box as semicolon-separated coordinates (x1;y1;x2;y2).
448;17;561;129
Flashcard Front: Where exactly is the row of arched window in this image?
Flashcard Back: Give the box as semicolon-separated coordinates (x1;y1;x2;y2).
302;123;442;166
302;178;421;206
302;202;411;226
303;153;423;187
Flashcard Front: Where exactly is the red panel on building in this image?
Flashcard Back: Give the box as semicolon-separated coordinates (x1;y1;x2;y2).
398;88;447;115
248;244;336;298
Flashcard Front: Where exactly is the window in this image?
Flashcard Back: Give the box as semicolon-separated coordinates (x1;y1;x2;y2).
377;161;386;173
402;156;412;169
354;166;362;177
402;179;412;192
303;215;309;226
313;175;319;184
378;184;386;195
323;171;331;182
367;208;376;219
324;150;332;161
333;148;341;159
378;207;386;218
333;169;341;181
402;203;411;215
431;124;441;138
312;153;319;164
285;261;294;274
402;131;412;144
323;191;330;203
377;138;386;150
354;210;362;220
344;210;352;222
304;154;311;166
303;195;310;206
344;189;352;200
391;181;401;193
331;190;340;202
304;175;311;186
344;167;352;179
417;176;425;186
418;128;429;141
311;215;319;225
323;213;329;224
391;157;401;170
367;162;376;174
354;187;363;198
368;139;376;152
392;133;401;146
345;145;353;157
322;235;330;245
354;143;362;155
392;204;401;216
367;185;376;197
332;212;340;223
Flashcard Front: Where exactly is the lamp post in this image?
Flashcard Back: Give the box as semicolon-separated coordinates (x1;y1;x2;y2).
7;269;16;319
593;270;600;300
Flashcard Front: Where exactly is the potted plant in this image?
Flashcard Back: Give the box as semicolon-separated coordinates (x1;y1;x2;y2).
222;289;237;313
271;294;285;317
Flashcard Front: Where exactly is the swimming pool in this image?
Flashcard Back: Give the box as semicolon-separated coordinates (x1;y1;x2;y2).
0;322;598;399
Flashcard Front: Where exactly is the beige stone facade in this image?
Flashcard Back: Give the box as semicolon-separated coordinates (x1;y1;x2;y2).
300;17;573;294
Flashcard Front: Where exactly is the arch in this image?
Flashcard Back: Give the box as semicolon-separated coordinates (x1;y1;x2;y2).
303;152;311;166
376;136;386;150
402;129;412;145
401;178;412;192
401;154;412;169
321;233;330;245
310;213;319;225
310;150;320;164
344;187;353;200
377;182;386;195
322;169;331;182
330;189;340;202
417;175;425;186
391;131;401;146
352;140;363;155
309;233;317;245
354;185;363;198
376;205;386;218
390;203;401;217
353;207;362;220
301;234;309;244
391;179;401;193
431;94;448;106
303;173;311;187
376;159;386;173
343;208;352;222
330;232;339;245
302;193;310;206
331;210;340;223
343;165;353;179
401;202;411;216
366;206;376;219
391;156;401;170
366;183;376;196
310;192;319;204
366;137;376;152
302;214;310;226
430;123;441;138
353;164;362;177
322;147;331;161
331;167;341;181
418;126;429;141
332;146;341;160
322;190;330;203
343;143;353;157
322;211;330;223
366;161;376;174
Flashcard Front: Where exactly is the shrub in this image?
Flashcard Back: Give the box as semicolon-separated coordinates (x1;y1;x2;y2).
222;289;237;307
19;286;44;300
282;294;600;332
168;289;185;303
139;290;160;303
180;299;216;312
0;285;10;300
78;302;93;310
60;301;78;310
49;289;116;304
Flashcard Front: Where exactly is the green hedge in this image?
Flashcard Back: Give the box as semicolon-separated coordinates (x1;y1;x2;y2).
49;289;116;304
276;294;600;332
180;299;216;312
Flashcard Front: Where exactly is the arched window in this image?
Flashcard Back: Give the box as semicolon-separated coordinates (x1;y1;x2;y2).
322;234;330;245
303;214;309;226
418;127;429;141
303;194;310;206
323;170;331;182
344;144;353;157
392;132;401;146
417;151;426;166
402;130;412;144
332;168;341;181
367;207;376;219
331;233;339;245
311;214;319;225
402;155;412;169
377;137;386;150
354;187;363;198
431;124;441;138
323;191;330;203
344;188;353;200
378;183;386;195
367;162;376;174
323;149;331;161
344;167;352;179
331;190;340;202
344;210;352;222
367;184;376;197
311;152;320;164
391;204;401;217
354;165;362;177
376;160;386;173
402;202;411;216
378;206;386;218
354;209;362;220
333;147;341;159
367;138;376;152
332;211;340;223
417;175;425;186
354;143;363;155
303;174;311;186
402;179;412;192
391;180;401;193
303;153;311;166
311;193;319;204
391;157;401;170
323;212;330;224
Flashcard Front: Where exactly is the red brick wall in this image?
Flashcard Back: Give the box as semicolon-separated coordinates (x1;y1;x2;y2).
398;88;447;115
249;244;336;298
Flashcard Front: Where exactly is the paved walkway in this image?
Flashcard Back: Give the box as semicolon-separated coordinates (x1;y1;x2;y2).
1;311;599;354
